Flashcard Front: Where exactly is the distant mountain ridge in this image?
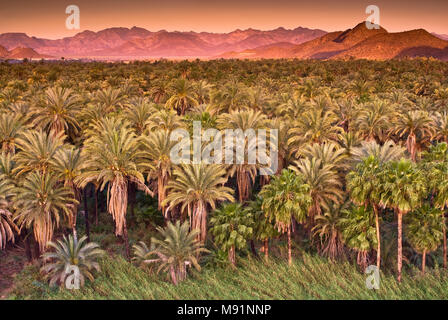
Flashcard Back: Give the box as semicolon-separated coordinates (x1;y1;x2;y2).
0;45;51;59
220;22;448;61
0;26;326;58
1;23;447;60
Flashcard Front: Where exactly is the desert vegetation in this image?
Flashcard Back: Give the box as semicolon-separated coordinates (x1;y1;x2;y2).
1;57;448;299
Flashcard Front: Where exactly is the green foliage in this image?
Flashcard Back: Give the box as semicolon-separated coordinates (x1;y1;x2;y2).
141;220;209;285
41;234;104;287
210;203;254;253
260;169;311;232
405;204;444;254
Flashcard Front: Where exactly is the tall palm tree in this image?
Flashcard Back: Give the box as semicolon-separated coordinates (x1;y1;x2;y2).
355;100;390;142
405;204;444;274
260;169;311;265
123;97;156;135
140;130;179;218
291;158;344;225
15;171;78;253
347;155;383;269
0;113;27;154
13;129;65;177
163;163;234;243
392;110;434;161
0;171;17;249
30;87;81;136
93;87;125;113
351;140;406;164
380;159;426;282
51;147;84;239
218;109;266;202
165;78;198;115
76;119;151;258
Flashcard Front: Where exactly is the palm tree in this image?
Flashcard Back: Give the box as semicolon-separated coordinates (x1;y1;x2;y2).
13;129;65;177
30;87;81;136
51;147;84;239
15;171;78;253
260;169;311;265
291;158;344;225
380;159;426;282
165;78;198;115
352;140;406;164
392;110;434;161
76;119;152;258
218;109;267;202
140;130;179;218
123;97;156;135
432;111;448;143
291;108;342;144
355;100;390;142
147;109;184;133
347;155;383;269
313;199;349;261
246;197;279;261
422;142;448;268
339;205;378;271
163;163;234;243
0;171;17;249
405;205;444;274
41;234;104;287
210;202;254;266
0;113;27;153
93;87;125;113
142;220;208;285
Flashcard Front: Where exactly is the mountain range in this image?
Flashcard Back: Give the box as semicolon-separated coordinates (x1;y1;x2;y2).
0;26;325;59
0;22;447;60
219;22;448;60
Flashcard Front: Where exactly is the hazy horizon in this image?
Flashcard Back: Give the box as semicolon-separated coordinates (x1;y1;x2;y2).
0;0;447;39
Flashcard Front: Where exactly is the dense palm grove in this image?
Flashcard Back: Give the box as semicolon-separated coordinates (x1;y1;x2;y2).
1;58;448;291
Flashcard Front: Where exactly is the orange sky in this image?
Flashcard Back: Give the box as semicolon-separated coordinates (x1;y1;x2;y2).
0;0;447;39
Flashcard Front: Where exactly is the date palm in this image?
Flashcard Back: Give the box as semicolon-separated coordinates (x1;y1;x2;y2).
76;119;151;258
432;111;448;143
30;87;81;136
0;172;17;249
51;147;84;238
392;110;434;161
291;158;344;225
165;78;198;115
163;163;234;243
0;112;26;154
93;87;125;113
218;109;267;202
143;220;208;285
260;169;311;265
13;129;65;177
15;171;78;253
355;100;390;142
352;140;405;164
123;97;156;135
140;130;179;218
380;159;426;282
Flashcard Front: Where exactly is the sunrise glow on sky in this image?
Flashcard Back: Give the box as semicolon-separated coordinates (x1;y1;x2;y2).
1;0;447;39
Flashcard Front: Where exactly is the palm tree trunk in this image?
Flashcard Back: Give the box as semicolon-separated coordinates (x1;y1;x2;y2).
373;204;381;269
287;225;292;265
397;210;403;283
83;188;90;242
122;221;131;260
264;239;269;261
94;188;99;226
422;249;426;274
443;210;446;269
229;245;236;266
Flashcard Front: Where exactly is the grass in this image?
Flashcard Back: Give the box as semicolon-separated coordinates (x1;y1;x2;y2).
8;252;448;300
